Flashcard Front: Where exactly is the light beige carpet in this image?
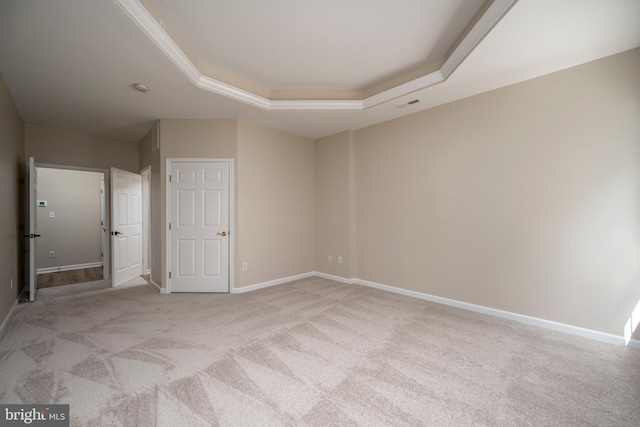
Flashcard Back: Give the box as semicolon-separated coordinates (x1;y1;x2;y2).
0;276;639;426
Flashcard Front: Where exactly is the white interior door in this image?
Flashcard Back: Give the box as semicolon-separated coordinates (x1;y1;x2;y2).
170;161;230;292
111;168;143;286
26;157;38;301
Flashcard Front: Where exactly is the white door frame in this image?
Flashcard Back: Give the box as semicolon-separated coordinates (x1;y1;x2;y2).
141;166;151;276
26;157;37;301
165;158;234;294
35;163;111;280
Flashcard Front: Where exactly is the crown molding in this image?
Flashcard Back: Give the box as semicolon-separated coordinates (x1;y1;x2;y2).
441;0;518;79
115;0;517;111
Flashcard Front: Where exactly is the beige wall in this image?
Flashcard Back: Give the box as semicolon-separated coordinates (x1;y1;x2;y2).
134;51;640;341
139;127;162;285
159;119;238;288
314;131;354;278
145;118;315;290
25;123;139;172
237;120;315;287
0;72;24;326
36;168;102;269
351;48;640;337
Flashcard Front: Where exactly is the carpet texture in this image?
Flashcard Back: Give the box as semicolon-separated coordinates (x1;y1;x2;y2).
0;276;639;426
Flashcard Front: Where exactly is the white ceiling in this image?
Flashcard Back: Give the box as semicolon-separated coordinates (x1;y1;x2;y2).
148;0;485;90
0;0;638;142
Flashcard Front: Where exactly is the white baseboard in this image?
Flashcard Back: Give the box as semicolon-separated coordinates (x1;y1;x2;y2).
0;298;19;338
232;272;315;294
149;279;161;293
313;271;354;285
185;269;640;349
37;262;102;275
352;277;635;347
627;339;640;350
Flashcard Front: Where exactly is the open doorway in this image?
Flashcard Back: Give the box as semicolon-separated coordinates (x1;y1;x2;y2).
35;166;109;289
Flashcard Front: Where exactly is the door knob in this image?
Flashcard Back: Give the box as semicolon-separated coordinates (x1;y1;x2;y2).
217;231;227;237
111;231;123;236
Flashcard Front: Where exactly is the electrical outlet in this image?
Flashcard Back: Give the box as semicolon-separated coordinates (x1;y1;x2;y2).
242;262;248;271
49;251;55;258
337;256;343;264
328;255;332;262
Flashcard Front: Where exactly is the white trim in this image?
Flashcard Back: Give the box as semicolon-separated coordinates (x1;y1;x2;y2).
628;339;640;350
312;271;354;285
228;160;236;292
0;299;19;338
166;158;234;294
35;163;111;281
165;158;171;293
149;278;169;294
363;70;444;109
197;75;271;109
114;0;200;83
140;166;151;277
352;277;630;347
232;272;315;294
440;0;518;78
217;270;640;349
37;262;103;275
114;0;516;111
35;163;109;174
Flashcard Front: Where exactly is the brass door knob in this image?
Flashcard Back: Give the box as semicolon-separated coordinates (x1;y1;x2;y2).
217;231;227;236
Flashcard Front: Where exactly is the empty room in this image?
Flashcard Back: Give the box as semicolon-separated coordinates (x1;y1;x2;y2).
1;0;640;425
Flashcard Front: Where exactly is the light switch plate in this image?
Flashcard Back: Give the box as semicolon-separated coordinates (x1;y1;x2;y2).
49;211;55;218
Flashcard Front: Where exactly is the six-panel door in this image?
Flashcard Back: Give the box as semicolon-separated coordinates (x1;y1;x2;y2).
170;161;230;292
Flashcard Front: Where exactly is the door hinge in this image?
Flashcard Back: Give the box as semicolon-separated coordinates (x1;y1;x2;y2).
169;175;172;182
169;272;172;279
169;223;172;230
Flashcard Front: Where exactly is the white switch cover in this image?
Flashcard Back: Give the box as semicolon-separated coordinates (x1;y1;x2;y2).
49;211;55;218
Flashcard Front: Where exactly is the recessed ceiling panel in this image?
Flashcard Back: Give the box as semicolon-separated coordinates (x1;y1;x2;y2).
149;0;485;90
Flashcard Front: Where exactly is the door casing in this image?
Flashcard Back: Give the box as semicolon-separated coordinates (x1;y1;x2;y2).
33;162;111;283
